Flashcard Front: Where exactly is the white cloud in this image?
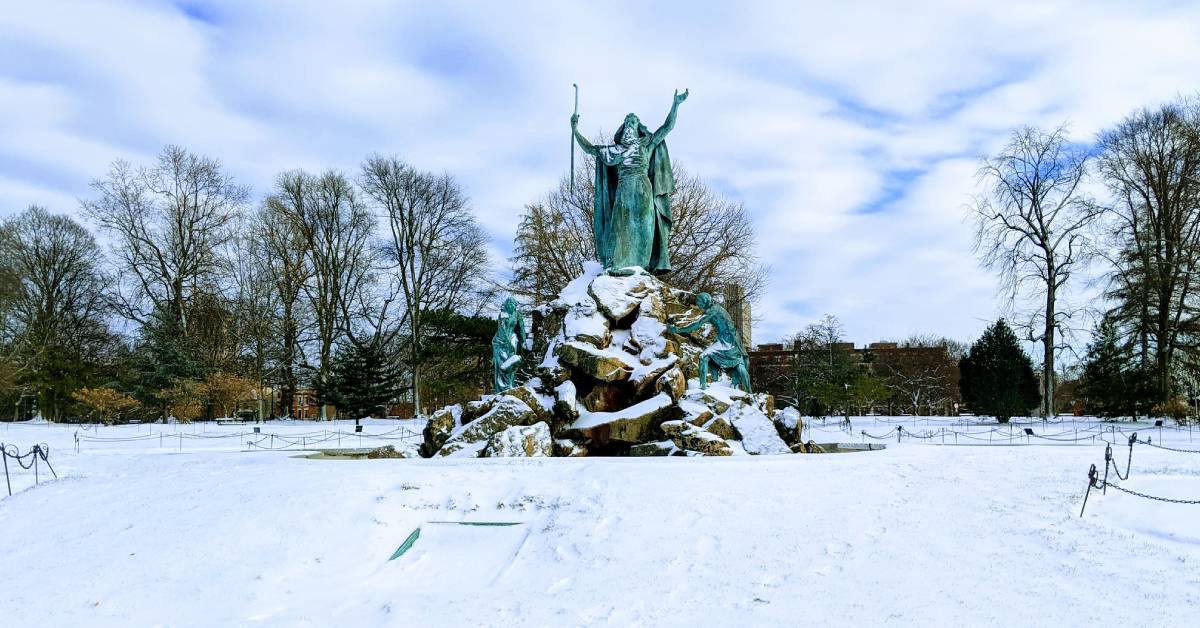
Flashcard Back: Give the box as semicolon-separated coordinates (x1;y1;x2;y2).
2;0;1199;351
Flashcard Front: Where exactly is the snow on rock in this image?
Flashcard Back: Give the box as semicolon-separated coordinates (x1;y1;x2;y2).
728;403;791;455
774;407;805;446
556;341;637;382
589;271;656;320
437;396;535;457
630;355;678;395
568;392;675;444
553;438;588;457
629;439;679;456
660;420;733;456
486;421;553;457
422;405;461;456
564;306;611;348
630;295;668;358
554;260;605;307
656;366;686;401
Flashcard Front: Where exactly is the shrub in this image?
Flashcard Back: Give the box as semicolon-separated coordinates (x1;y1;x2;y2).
1150;397;1191;423
72;387;139;425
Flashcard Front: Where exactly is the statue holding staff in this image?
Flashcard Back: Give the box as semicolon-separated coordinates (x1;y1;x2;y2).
571;89;688;275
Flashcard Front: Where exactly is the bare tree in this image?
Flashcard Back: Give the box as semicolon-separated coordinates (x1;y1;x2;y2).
972;125;1099;417
0;206;110;419
360;156;490;415
874;344;960;415
82;145;248;333
510;156;768;306
256;173;316;417
1097;97;1200;402
290;170;375;419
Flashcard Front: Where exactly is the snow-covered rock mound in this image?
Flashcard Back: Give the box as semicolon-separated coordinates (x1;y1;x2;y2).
422;265;800;457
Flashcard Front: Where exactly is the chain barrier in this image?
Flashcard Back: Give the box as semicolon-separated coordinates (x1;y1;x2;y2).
1099;482;1200;506
1;442;57;496
1080;430;1200;515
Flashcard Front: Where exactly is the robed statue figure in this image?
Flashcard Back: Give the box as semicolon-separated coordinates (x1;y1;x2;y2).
571;89;688;275
492;297;526;393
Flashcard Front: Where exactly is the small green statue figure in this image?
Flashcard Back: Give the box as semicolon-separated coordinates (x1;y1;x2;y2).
492;297;526;393
571;89;688;275
668;292;753;393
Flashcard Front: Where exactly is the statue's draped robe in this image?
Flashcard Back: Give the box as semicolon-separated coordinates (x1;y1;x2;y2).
592;124;674;274
491;307;525;393
689;304;748;369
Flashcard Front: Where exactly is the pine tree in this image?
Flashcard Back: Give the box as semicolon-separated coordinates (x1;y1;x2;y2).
318;341;404;420
959;319;1040;423
1080;319;1154;418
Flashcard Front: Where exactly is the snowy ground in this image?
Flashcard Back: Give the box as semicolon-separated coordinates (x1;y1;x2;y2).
2;416;1198;626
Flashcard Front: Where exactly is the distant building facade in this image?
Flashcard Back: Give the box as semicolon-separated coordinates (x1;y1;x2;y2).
749;341;961;415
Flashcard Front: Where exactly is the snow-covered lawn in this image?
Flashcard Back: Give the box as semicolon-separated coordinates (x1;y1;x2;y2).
2;417;1198;626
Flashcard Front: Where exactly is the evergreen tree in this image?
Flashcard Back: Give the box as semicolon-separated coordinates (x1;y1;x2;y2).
420;308;494;407
959;319;1040;422
129;307;203;414
1080;319;1154;418
318;341;404;420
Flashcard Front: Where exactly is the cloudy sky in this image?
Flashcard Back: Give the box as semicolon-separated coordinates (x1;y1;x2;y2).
2;0;1199;348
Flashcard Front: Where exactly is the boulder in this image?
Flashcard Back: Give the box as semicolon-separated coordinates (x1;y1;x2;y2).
553;381;580;422
556;341;636;383
502;382;554;423
462;397;498;423
656;366;686;402
564;302;611;348
486;421;553;457
581;383;627;412
437;395;536;457
630;356;679;397
773;406;805;446
553;438;589;457
727;403;791;455
630;440;679;456
630;296;669;358
589;272;656;321
567;392;677;444
681;389;731;414
660;420;733;456
422;405;461;457
366;445;409;459
702;416;738;441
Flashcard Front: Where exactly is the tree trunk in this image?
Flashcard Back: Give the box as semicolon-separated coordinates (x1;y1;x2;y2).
1042;284;1055;418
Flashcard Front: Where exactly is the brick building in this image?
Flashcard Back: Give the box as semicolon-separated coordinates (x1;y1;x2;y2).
749;341;961;415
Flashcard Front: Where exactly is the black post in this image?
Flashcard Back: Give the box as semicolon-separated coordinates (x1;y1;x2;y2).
2;447;11;496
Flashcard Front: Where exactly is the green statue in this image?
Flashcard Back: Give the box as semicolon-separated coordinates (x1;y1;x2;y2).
571;89;688;275
492;297;526;392
668;292;752;393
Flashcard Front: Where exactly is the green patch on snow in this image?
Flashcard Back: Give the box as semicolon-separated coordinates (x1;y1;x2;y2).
388;521;524;561
388;527;421;560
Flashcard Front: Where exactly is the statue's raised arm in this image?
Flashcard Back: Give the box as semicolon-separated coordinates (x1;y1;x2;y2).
650;89;688;147
571;114;599;157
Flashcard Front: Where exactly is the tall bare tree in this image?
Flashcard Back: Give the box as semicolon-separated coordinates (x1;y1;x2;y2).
511;157;768;306
256;173;316;416
82;145;247;334
0;206;110;419
972;125;1099;417
290;170;374;418
1096;98;1200;401
360;156;490;415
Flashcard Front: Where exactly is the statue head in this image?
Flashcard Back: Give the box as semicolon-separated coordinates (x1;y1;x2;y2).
502;296;518;315
614;113;648;145
696;292;713;310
